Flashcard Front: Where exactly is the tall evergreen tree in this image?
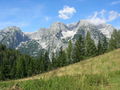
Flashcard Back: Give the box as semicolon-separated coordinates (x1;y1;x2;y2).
102;37;108;53
72;35;85;62
85;32;97;57
56;47;67;67
66;40;73;64
97;39;103;55
35;53;45;74
44;51;51;71
51;52;57;69
109;29;119;51
25;56;34;77
0;64;5;80
117;30;120;48
10;62;16;79
16;56;26;78
0;44;6;51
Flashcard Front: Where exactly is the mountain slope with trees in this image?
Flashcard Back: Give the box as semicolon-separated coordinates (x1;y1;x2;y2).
0;48;120;90
0;30;120;81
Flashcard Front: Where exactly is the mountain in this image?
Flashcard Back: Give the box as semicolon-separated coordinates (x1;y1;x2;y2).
96;24;115;38
0;20;116;56
0;26;30;48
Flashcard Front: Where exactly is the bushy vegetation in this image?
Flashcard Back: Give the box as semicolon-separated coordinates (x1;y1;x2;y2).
0;44;52;80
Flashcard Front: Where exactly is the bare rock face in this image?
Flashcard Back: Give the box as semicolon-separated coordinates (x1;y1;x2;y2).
0;20;116;57
0;26;30;48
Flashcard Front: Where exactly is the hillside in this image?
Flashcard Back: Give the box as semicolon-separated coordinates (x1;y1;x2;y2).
0;49;120;90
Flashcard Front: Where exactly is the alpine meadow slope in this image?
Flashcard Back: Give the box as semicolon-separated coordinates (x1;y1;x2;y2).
0;49;120;90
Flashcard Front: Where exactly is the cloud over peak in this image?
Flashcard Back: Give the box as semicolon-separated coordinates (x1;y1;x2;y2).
87;9;120;25
58;6;76;20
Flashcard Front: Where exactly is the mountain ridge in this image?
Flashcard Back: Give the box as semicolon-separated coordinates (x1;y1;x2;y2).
0;20;116;56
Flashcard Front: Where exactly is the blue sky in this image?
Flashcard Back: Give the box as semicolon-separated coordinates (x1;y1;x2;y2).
0;0;120;32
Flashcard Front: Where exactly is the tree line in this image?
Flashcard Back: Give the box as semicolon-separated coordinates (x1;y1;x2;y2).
0;30;120;81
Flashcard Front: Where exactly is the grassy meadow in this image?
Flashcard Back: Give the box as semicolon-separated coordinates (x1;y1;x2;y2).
0;49;120;90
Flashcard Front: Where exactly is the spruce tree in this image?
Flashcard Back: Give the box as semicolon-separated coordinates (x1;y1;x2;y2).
51;52;57;69
85;32;97;57
35;53;45;74
56;47;67;67
72;35;85;62
44;51;51;71
109;29;118;51
97;39;103;55
0;65;5;80
117;30;120;48
25;56;34;77
16;56;26;78
66;40;73;64
102;37;108;53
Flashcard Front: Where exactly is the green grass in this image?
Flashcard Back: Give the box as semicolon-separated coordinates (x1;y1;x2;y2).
0;74;109;90
0;49;120;90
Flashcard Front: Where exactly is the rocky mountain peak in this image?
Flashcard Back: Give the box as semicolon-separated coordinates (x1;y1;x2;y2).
0;20;116;57
97;24;115;38
50;22;68;31
2;26;22;33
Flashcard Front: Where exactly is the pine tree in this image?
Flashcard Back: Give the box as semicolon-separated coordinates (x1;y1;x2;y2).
56;47;67;67
109;30;119;51
0;65;5;80
35;53;45;74
85;32;97;57
2;57;11;79
102;37;108;53
10;62;16;79
66;40;73;64
51;52;57;69
117;30;120;48
72;35;85;62
0;44;39;80
25;56;34;77
16;56;26;78
97;39;103;55
44;51;51;71
0;44;6;51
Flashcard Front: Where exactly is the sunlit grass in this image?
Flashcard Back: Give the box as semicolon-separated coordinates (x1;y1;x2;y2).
0;49;120;90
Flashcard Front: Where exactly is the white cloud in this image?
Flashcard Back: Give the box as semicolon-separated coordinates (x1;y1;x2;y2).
108;11;120;21
111;0;120;5
58;6;76;20
87;9;120;25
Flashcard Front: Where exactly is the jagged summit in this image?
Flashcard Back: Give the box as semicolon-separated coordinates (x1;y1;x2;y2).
1;26;22;32
0;26;29;48
51;22;66;27
0;20;116;56
50;22;68;32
